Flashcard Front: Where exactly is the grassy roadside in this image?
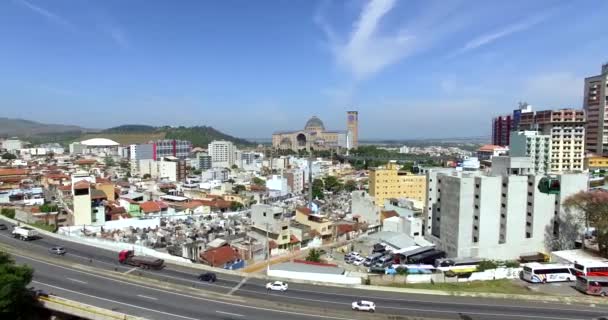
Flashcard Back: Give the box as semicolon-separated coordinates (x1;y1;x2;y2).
388;279;538;295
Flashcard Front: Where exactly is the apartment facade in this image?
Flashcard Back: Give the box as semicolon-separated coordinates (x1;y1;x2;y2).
584;63;608;155
424;162;588;260
369;162;427;206
492;115;512;147
510;131;552;174
516;108;585;172
208;140;237;168
139;157;186;182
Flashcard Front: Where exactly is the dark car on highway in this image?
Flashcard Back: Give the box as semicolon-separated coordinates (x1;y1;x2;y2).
49;246;66;255
198;272;217;282
0;224;7;230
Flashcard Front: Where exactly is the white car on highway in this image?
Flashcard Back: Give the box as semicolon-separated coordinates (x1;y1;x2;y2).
352;300;375;312
266;281;288;291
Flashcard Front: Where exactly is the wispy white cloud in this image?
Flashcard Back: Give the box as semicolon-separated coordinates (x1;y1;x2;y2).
454;12;551;56
14;0;75;30
317;0;416;80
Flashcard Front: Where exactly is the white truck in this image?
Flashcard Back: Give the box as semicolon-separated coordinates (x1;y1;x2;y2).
12;226;39;241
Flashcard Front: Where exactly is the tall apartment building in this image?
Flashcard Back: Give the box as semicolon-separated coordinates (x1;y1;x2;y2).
516;108;585;172
369;162;427;206
584;63;608;155
154;139;192;159
492;103;534;147
195;152;212;171
492;115;512;147
510;131;552;174
208;140;237;168
424;158;588;259
139;157;186;182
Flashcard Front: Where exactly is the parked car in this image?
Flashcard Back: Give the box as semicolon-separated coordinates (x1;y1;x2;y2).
0;224;7;230
49;247;66;255
198;272;217;282
346;252;360;258
352;257;365;266
352;300;375;312
266;281;288;291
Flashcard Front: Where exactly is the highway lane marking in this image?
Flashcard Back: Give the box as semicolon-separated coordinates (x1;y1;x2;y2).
216;310;244;317
137;294;158;301
125;267;138;274
9;248;604;320
0;232;123;269
32;281;200;320
17;253;353;320
227;277;248;295
66;277;88;284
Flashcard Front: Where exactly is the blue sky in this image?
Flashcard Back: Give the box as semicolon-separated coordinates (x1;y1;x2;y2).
0;0;607;139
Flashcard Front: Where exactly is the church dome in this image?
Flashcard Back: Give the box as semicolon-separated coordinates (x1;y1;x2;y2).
305;116;325;131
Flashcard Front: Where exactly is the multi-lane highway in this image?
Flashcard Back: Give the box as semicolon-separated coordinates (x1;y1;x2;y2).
1;220;607;320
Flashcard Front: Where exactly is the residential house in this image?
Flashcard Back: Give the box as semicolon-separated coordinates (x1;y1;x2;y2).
295;207;333;241
199;245;244;270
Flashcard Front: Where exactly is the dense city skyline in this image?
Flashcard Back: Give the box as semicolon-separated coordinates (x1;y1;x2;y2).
1;0;606;139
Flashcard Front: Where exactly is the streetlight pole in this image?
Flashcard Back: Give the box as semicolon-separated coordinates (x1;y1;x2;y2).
265;222;270;272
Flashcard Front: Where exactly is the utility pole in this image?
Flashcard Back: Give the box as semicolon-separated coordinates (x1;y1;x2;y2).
265;222;270;272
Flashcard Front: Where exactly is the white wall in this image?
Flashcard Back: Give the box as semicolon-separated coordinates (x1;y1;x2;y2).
267;269;361;285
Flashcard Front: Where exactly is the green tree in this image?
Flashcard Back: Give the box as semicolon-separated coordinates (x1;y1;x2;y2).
312;178;324;200
252;177;266;186
104;156;115;167
0;252;36;318
0;208;15;219
40;204;59;213
323;176;343;193
1;153;16;160
143;173;151;179
233;184;246;194
564;190;608;257
231;164;238;170
230;201;244;211
476;260;498;272
306;249;322;263
344;180;358;192
400;162;414;173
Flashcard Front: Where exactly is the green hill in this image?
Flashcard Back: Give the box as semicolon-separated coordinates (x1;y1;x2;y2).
82;125;253;147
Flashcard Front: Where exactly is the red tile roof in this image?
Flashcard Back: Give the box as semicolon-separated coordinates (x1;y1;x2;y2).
75;159;97;165
199;246;240;267
73;181;90;189
139;201;167;214
381;210;399;220
336;224;354;235
0;168;28;176
290;235;300;244
44;173;69;180
297;207;312;216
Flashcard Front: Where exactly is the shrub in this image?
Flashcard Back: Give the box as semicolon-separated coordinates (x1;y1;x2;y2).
1;208;15;219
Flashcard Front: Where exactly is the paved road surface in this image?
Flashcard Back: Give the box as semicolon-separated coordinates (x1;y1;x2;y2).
1;222;607;320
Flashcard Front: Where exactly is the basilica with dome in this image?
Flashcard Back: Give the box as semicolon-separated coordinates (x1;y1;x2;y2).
272;111;358;151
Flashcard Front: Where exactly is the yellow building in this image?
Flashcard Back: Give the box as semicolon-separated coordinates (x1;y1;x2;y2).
369;162;427;206
586;156;608;170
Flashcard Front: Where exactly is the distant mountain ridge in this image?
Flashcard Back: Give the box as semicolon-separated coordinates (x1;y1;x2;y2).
0;117;88;137
0;118;253;147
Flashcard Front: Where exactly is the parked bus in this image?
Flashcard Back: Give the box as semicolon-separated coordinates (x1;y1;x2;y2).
575;276;608;296
573;261;608;277
522;263;576;283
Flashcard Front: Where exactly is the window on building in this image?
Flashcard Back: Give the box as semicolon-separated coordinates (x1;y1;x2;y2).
526;232;531;238
501;204;506;208
474;205;479;209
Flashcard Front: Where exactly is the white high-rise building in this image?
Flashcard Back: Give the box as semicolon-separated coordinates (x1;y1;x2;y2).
510;131;552;174
208;140;237;168
424;158;588;260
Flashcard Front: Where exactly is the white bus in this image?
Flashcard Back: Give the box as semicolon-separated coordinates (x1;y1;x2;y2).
522;263;576;283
